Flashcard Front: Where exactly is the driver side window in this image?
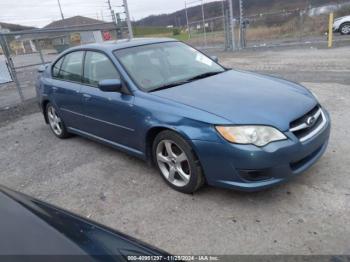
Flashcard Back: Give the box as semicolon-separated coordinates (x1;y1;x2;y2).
83;51;120;87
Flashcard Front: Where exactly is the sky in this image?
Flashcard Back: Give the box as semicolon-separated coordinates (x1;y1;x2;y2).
0;0;217;28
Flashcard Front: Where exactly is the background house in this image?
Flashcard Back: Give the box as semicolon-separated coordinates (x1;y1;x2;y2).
1;16;117;55
41;16;116;53
0;22;36;55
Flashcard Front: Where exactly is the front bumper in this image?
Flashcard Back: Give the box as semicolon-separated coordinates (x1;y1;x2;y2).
191;111;331;191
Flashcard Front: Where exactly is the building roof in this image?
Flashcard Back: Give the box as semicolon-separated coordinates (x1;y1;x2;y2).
0;22;35;32
44;16;112;29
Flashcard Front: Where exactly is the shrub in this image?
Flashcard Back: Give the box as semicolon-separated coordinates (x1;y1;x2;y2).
173;28;181;36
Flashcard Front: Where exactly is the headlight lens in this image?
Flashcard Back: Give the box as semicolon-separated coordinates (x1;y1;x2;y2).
215;125;287;146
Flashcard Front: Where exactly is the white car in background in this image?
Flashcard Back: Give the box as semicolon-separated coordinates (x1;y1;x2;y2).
333;15;350;35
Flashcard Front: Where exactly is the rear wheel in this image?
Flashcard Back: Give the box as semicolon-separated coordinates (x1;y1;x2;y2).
153;130;205;193
46;103;70;138
340;23;350;35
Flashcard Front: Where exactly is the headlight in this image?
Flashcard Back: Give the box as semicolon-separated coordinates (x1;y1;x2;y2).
215;125;287;147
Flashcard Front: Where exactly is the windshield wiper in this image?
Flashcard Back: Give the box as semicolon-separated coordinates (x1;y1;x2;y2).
186;71;224;82
149;71;224;92
149;80;190;92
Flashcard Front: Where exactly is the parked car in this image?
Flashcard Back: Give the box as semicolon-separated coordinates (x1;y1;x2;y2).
333;15;350;35
0;185;169;259
36;38;330;193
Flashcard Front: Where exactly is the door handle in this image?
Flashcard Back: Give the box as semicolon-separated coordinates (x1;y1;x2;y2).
52;86;58;92
83;93;92;100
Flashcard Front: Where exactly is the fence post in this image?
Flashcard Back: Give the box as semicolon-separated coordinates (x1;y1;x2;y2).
185;1;191;40
238;0;244;49
35;39;45;64
228;0;236;51
224;10;229;50
0;33;24;102
299;10;304;43
328;12;334;48
201;0;207;47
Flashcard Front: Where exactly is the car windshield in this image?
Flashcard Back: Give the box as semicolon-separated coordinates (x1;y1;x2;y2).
114;41;225;92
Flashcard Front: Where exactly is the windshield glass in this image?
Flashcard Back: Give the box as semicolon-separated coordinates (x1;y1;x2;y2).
114;41;225;91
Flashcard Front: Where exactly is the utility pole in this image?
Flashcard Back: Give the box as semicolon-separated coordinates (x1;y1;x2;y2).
115;12;123;39
185;1;191;39
201;0;207;46
57;0;64;20
107;0;119;39
228;0;235;51
123;0;134;39
107;0;117;25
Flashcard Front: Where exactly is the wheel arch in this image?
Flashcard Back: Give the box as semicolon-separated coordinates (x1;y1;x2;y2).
144;125;199;165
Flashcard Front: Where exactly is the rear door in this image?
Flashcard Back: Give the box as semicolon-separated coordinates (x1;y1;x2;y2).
50;51;85;128
80;51;137;149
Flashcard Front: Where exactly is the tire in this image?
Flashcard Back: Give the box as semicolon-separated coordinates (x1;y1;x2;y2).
152;130;205;193
45;102;70;139
340;22;350;35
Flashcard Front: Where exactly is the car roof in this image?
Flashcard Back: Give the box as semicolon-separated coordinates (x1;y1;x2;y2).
72;37;178;52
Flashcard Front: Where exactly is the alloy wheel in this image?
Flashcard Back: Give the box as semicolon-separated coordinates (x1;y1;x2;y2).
156;140;191;187
47;106;63;136
341;24;350;34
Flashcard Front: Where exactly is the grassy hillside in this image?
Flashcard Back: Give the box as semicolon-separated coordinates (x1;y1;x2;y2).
132;0;350;45
134;0;344;27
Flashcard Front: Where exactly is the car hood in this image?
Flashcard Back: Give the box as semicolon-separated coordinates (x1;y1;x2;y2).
0;186;168;256
152;70;317;131
335;15;350;21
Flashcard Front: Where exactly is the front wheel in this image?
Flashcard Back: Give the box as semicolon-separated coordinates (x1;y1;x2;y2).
153;130;205;193
340;23;350;35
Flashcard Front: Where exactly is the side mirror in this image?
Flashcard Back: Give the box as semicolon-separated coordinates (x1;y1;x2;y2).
210;56;219;63
38;64;48;73
98;79;122;92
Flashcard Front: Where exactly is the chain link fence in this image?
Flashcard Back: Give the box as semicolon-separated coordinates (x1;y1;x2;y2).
182;2;348;51
1;1;350;108
0;55;12;85
243;9;331;48
0;23;128;108
185;15;226;50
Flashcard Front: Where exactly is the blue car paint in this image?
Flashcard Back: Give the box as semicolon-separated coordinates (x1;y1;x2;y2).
36;38;330;191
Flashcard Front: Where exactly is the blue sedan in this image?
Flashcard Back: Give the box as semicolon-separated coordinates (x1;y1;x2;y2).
36;38;330;193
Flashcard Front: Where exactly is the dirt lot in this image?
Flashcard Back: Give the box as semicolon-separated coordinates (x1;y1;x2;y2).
0;46;349;255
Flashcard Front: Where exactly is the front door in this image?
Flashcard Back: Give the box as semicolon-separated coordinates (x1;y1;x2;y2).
80;51;137;150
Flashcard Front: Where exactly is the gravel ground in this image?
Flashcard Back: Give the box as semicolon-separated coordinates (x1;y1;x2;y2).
0;46;349;255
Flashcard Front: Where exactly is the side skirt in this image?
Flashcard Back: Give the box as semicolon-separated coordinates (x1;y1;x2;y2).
67;127;146;160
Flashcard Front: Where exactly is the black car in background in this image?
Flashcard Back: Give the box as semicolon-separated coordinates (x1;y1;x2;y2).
0;186;169;261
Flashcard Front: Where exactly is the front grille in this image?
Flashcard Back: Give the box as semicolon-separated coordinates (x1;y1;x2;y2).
289;105;327;142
